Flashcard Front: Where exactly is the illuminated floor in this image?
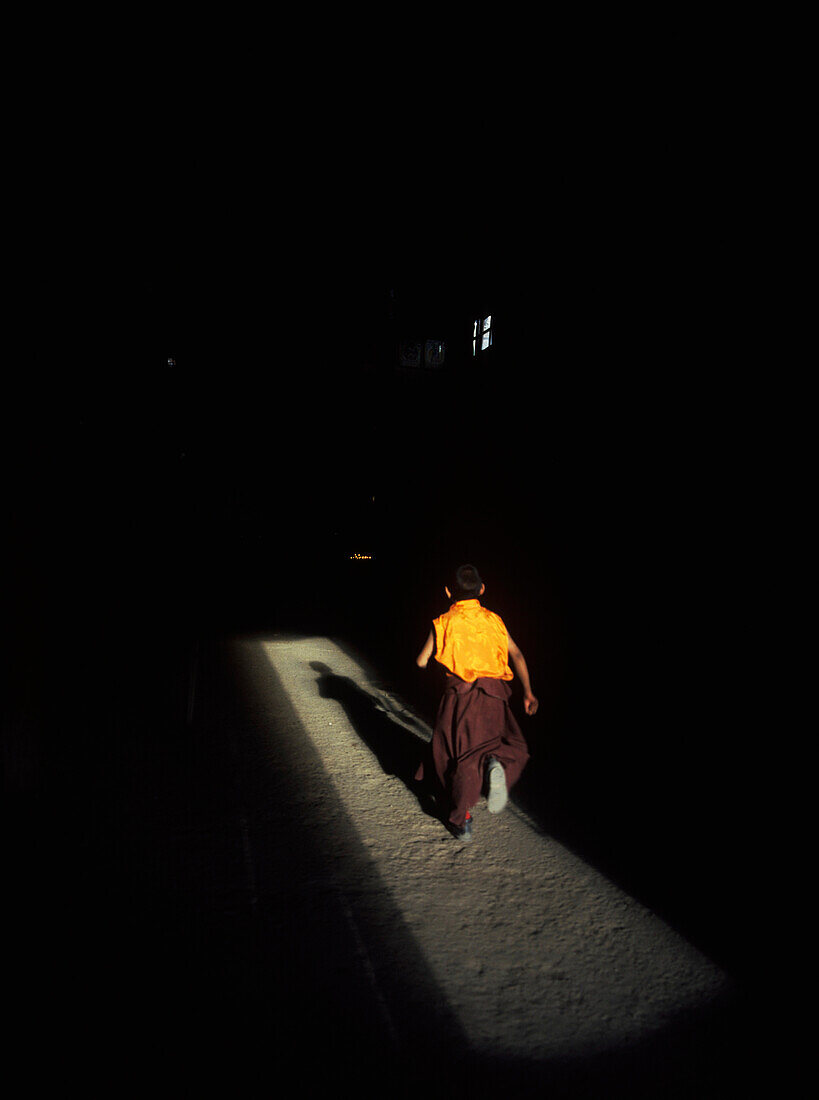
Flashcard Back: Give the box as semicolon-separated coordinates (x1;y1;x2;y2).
10;626;746;1096
228;633;738;1096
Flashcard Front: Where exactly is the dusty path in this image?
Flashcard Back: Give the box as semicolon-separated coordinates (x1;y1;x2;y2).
10;628;745;1097
227;633;740;1097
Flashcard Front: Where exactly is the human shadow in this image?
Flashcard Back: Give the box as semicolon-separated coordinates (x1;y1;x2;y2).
309;661;440;820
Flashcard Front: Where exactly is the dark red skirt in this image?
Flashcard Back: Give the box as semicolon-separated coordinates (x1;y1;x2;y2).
415;676;530;828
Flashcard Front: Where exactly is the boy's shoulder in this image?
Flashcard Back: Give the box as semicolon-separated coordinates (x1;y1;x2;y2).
436;603;507;630
482;606;508;630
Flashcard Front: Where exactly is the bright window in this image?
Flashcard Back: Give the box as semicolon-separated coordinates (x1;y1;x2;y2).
473;315;493;355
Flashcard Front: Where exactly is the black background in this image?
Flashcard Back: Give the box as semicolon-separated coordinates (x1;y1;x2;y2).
6;103;785;1012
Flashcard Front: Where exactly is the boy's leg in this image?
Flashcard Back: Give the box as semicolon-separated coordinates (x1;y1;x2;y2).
446;810;473;841
447;759;483;830
480;702;530;813
490;743;529;792
491;715;530;792
486;756;508;813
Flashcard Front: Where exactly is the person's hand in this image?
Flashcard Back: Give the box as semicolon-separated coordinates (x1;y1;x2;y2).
523;693;539;716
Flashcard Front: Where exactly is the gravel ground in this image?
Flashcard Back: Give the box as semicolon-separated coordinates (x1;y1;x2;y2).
6;629;749;1098
231;634;744;1097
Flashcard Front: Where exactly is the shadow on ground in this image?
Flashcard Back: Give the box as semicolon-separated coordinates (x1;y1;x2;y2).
309;659;441;823
5;625;751;1097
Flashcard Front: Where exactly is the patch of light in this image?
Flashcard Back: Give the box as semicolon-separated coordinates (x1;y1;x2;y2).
247;636;731;1063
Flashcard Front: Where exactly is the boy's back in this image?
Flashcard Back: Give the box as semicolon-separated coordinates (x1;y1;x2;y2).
432;599;513;683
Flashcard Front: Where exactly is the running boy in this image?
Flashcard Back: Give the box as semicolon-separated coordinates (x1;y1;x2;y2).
415;564;538;840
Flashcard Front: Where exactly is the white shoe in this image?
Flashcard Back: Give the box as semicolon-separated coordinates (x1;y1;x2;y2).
486;758;508;814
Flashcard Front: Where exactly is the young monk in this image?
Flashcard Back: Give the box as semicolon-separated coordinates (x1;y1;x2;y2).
415;564;538;840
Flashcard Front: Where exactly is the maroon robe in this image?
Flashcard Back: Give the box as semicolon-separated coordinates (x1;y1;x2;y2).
415;675;530;829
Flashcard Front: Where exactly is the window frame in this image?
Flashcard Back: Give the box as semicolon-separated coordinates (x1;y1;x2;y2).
473;314;493;356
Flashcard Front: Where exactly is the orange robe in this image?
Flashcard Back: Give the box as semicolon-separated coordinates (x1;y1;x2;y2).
432;599;513;682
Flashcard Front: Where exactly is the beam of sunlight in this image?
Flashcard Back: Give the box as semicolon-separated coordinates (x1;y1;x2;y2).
245;635;731;1063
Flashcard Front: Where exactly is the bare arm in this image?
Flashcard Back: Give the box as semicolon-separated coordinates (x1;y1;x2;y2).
507;634;539;715
416;627;435;668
